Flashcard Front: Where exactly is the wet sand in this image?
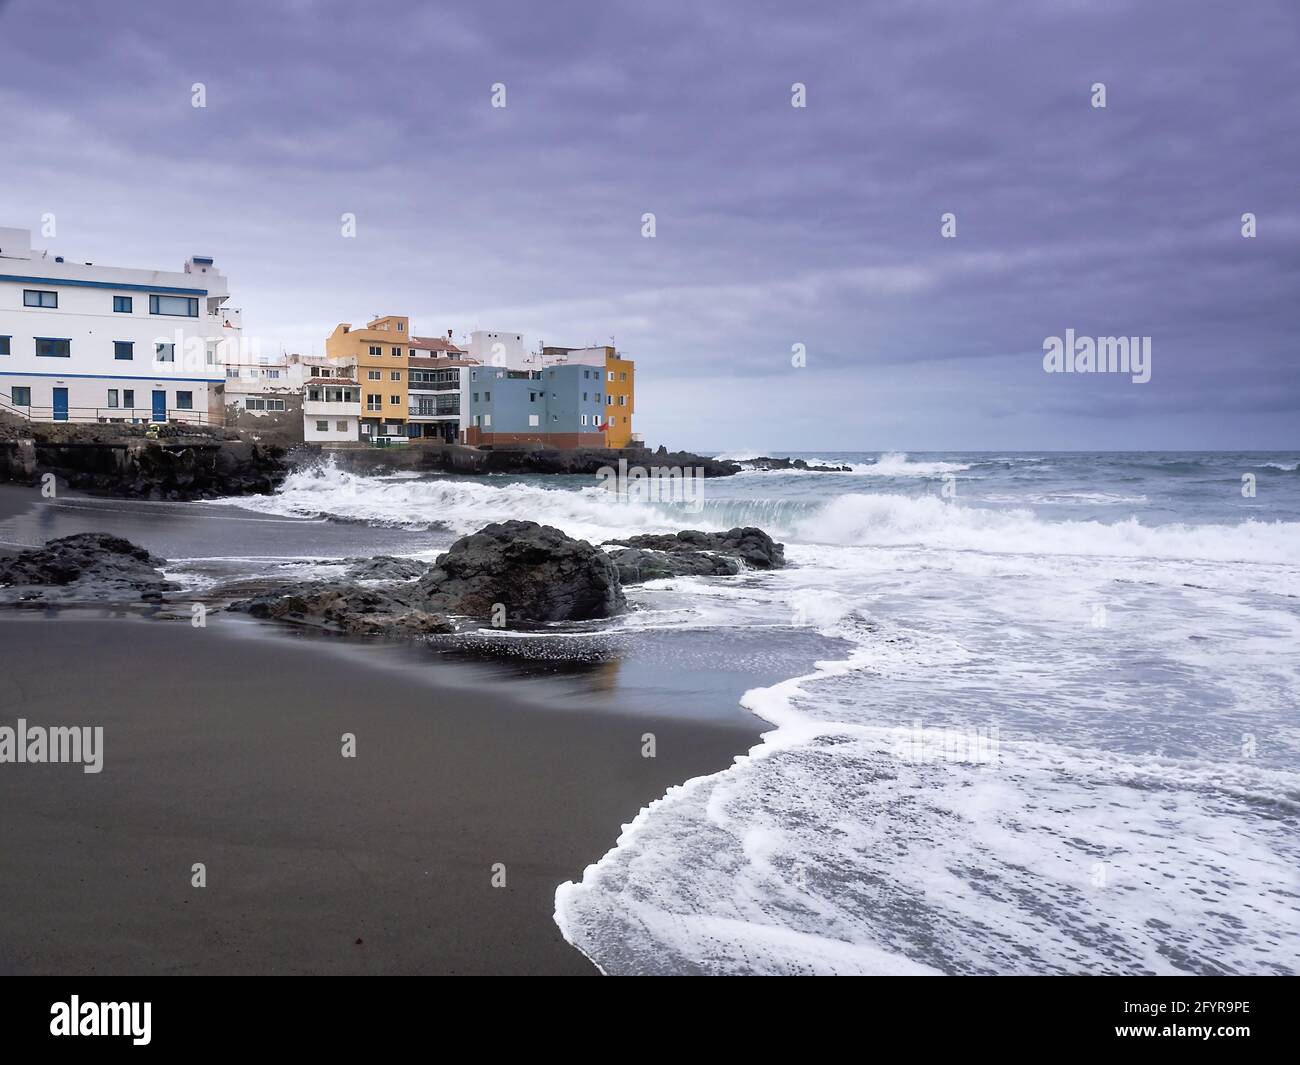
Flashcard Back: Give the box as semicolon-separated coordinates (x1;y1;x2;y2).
0;485;762;974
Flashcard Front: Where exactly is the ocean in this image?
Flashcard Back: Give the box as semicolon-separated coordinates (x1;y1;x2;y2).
208;450;1300;975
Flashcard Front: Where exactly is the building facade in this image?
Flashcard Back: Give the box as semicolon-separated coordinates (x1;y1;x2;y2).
462;363;607;447
406;334;474;442
303;375;361;442
0;225;239;426
325;315;410;441
541;345;637;447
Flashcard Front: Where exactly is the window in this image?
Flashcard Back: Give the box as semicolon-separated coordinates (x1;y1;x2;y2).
618;395;626;406
595;392;601;402
369;345;381;357
155;343;175;362
389;394;400;405
317;420;329;432
0;336;9;356
409;349;415;358
35;337;71;358
472;392;479;402
113;296;133;313
149;294;198;317
176;391;193;410
581;414;588;426
391;347;400;357
484;391;491;401
607;371;614;382
367;394;381;411
483;414;491;427
609;415;617;425
552;413;558;422
336;420;348;432
206;342;218;366
583;369;590;379
108;390;119;408
11;386;30;406
470;371;477;381
367;370;380;380
397;322;404;331
24;289;57;308
607;395;613;405
123;389;135;408
390;371;401;381
528;414;540;427
114;341;134;360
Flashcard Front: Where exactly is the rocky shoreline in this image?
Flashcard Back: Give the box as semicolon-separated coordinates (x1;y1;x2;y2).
732;455;853;473
0;421;287;500
0;523;787;638
0;419;738;501
299;441;741;479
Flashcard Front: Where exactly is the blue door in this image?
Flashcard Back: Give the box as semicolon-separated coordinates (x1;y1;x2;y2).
52;387;68;422
152;390;167;422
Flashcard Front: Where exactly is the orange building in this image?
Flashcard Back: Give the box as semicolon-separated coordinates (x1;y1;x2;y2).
325;315;411;440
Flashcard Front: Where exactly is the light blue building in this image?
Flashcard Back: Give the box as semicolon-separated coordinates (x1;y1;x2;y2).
464;364;607;447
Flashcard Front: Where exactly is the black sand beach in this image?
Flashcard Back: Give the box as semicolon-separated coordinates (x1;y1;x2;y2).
0;485;763;974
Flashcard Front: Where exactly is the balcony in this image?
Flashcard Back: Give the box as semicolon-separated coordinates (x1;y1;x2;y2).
207;306;243;330
408;405;460;418
305;401;361;418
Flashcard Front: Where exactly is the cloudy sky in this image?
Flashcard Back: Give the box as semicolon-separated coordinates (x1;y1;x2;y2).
1;0;1296;451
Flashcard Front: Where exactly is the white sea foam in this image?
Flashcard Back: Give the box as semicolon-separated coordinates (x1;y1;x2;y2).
212;459;688;543
557;604;1300;975
793;492;1300;564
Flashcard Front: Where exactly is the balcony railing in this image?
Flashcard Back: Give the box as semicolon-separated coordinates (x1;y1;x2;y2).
206;307;243;329
0;397;216;426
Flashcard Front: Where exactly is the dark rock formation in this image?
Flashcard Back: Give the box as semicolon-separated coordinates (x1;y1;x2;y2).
298;442;741;479
230;520;625;635
230;583;452;637
416;520;625;622
345;555;427;581
734;455;852;473
605;546;742;585
0;421;288;500
0;533;176;602
604;527;786;571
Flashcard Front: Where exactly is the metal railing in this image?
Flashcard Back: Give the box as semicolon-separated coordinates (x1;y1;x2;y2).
0;396;216;426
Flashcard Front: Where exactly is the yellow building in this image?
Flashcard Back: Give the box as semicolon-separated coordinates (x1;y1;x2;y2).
325;315;411;440
603;349;636;448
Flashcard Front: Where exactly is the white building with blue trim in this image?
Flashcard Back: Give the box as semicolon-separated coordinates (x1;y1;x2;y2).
0;225;241;426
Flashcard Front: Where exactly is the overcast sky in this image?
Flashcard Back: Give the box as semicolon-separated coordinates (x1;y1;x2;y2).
1;0;1296;451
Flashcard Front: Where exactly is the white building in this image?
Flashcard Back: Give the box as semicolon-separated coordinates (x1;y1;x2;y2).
466;329;534;372
303;374;361;442
0;225;240;426
224;350;304;417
